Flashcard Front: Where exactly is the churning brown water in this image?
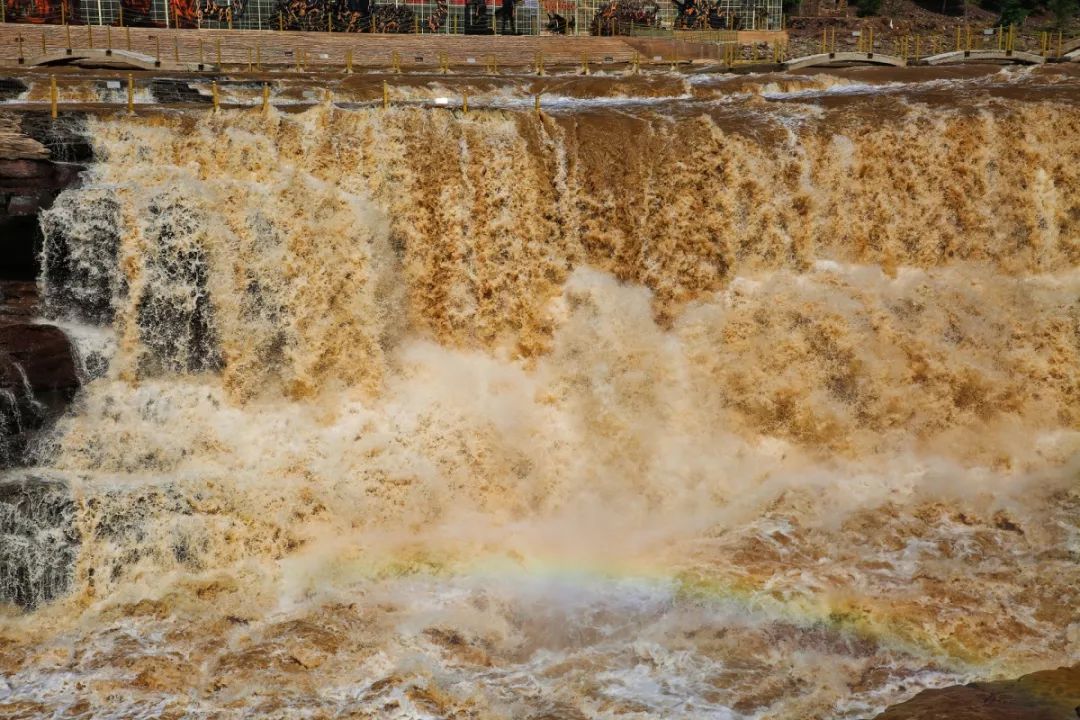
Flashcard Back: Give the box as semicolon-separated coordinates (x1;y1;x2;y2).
1;65;1079;718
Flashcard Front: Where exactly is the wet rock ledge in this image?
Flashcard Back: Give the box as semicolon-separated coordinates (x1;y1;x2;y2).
871;665;1080;719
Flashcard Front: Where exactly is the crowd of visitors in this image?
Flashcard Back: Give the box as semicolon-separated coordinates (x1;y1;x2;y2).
672;0;744;29
275;0;415;32
589;0;660;35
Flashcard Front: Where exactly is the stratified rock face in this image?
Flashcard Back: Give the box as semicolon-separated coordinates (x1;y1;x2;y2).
872;665;1080;720
0;474;78;610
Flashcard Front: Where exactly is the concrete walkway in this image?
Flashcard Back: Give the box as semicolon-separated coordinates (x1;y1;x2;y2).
22;48;209;72
923;49;1045;65
785;51;906;70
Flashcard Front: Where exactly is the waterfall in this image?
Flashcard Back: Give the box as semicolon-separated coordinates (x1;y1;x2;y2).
1;74;1078;718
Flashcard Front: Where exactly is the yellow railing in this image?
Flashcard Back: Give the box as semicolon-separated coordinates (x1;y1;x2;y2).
808;23;1075;60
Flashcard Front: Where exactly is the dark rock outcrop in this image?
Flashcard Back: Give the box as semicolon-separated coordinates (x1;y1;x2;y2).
0;473;79;610
0;111;90;466
0;281;38;325
1;110;88;280
0;155;86;280
149;78;212;105
0;323;80;399
0;78;29;103
872;665;1080;720
17;112;93;164
0;321;79;466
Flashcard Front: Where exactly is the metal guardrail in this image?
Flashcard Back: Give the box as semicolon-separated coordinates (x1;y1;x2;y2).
1;23;799;71
814;23;1074;60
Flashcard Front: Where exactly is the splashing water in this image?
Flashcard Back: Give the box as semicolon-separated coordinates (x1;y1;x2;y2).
1;74;1079;718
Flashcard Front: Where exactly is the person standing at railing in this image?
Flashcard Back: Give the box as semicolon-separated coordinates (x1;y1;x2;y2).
499;0;520;35
465;0;483;32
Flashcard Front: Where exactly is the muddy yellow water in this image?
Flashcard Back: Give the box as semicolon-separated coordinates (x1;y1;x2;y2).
1;64;1078;718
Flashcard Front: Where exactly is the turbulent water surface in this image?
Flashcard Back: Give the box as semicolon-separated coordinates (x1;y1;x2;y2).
2;65;1080;719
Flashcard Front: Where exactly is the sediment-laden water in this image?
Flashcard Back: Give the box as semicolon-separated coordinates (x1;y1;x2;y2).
1;65;1079;718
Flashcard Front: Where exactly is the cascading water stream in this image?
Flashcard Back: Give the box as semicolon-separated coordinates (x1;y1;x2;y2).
0;73;1078;718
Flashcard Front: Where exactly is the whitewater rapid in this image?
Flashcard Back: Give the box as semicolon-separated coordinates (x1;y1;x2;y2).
1;68;1079;718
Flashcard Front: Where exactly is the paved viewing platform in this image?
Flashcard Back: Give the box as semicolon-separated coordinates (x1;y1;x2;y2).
0;23;760;70
0;22;1076;76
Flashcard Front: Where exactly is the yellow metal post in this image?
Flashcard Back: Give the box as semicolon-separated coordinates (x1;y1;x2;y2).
392;50;400;73
212;80;219;113
462;90;468;114
382;80;389;109
256;44;262;69
583;52;590;75
535;93;540;114
262;83;270;112
49;75;57;119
